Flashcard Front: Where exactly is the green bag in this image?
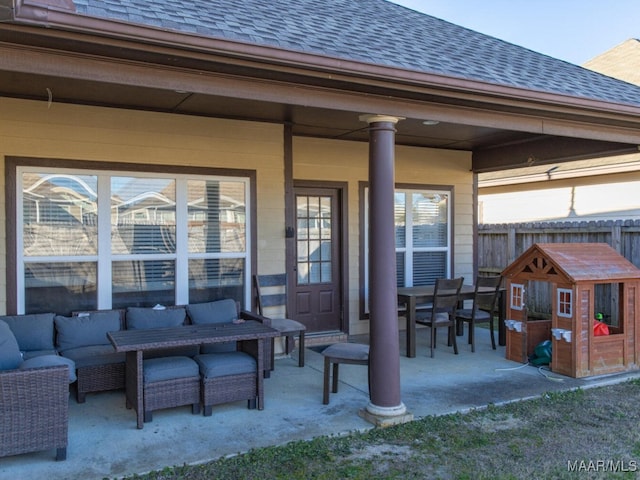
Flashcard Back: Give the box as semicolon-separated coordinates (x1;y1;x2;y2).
529;340;552;365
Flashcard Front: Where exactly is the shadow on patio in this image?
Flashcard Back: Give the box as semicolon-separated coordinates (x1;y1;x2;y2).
2;327;637;480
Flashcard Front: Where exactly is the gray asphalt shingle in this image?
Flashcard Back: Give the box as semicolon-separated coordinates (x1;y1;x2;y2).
72;0;640;107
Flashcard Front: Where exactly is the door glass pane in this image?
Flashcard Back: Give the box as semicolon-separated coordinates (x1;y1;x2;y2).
112;260;175;308
22;172;98;256
296;195;332;285
24;262;96;315
412;193;448;248
413;251;447;286
111;177;176;255
187;179;246;253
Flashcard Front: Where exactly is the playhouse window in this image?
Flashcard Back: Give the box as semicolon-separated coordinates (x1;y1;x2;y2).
557;288;572;318
510;283;524;310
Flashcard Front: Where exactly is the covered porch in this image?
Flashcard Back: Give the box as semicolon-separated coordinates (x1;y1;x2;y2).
1;329;635;480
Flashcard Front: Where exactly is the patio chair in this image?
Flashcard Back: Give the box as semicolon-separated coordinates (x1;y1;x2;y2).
415;277;464;358
253;274;306;368
455;275;502;352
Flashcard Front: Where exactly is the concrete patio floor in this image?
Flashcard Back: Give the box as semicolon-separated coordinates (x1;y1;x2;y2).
2;327;639;480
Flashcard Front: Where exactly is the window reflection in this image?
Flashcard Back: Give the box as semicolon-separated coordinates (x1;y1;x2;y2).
24;262;96;315
187;180;246;253
20;170;249;313
112;177;176;255
22;173;98;256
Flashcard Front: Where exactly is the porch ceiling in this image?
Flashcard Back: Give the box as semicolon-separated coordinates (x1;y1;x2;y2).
2;23;640;173
0;69;530;151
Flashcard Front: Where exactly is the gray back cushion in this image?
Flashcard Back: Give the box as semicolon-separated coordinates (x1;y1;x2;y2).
126;307;187;330
55;310;121;351
187;299;238;325
0;319;23;370
187;300;238;353
0;313;55;352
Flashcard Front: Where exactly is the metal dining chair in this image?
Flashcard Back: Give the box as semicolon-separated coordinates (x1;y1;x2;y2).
415;277;464;358
455;275;502;352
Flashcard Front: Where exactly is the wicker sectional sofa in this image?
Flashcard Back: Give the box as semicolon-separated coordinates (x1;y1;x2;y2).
0;299;273;460
0;300;272;404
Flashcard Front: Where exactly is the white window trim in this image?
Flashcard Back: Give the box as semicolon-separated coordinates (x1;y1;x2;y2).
17;166;251;313
510;283;525;311
557;288;573;318
363;187;451;313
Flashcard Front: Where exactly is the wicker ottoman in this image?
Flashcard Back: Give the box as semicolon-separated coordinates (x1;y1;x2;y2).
143;356;200;423
195;352;258;416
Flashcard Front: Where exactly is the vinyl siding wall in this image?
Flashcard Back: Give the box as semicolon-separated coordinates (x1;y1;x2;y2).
293;137;473;335
0;98;474;335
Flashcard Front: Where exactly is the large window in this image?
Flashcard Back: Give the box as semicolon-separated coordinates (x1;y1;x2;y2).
363;186;452;313
17;167;250;315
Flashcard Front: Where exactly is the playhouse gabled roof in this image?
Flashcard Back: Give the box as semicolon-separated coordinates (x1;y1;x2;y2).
502;243;640;283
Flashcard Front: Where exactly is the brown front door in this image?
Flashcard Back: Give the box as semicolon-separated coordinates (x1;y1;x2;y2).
291;187;342;333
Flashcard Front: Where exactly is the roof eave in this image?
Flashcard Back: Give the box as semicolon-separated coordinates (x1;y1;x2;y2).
9;0;640;123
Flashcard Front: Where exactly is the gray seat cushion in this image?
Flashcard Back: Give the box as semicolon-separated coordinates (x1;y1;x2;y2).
270;317;306;334
187;300;239;353
20;354;77;383
321;343;369;361
22;349;59;360
0;319;23;370
60;345;125;368
143;356;199;383
55;310;121;351
1;313;55;353
126;307;186;330
195;352;257;378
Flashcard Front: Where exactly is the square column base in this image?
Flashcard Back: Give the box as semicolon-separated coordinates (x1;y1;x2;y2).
358;408;414;428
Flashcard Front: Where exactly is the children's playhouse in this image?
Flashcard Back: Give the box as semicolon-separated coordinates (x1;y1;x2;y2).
502;243;640;378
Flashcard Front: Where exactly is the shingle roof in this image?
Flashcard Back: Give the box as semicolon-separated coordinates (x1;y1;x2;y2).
72;0;640;107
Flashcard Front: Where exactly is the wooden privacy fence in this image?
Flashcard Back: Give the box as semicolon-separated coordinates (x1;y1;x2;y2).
478;220;640;316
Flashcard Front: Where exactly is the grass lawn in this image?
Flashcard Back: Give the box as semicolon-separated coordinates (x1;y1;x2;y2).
123;379;640;480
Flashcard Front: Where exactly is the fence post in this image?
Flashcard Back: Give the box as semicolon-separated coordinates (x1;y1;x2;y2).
611;221;622;254
507;226;517;265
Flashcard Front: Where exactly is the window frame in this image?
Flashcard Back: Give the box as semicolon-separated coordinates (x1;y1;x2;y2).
510;283;525;311
359;181;454;318
7;157;257;315
557;287;573;318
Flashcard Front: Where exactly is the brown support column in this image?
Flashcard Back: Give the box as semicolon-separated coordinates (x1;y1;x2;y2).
358;114;412;426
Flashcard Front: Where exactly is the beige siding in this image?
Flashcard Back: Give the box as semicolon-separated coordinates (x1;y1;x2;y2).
584;39;640;86
1;98;474;335
293;137;473;335
0;97;285;314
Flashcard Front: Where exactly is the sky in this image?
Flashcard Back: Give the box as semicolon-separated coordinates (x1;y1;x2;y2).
388;0;640;65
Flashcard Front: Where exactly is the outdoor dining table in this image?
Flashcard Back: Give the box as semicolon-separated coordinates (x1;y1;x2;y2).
397;284;506;358
108;320;279;429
